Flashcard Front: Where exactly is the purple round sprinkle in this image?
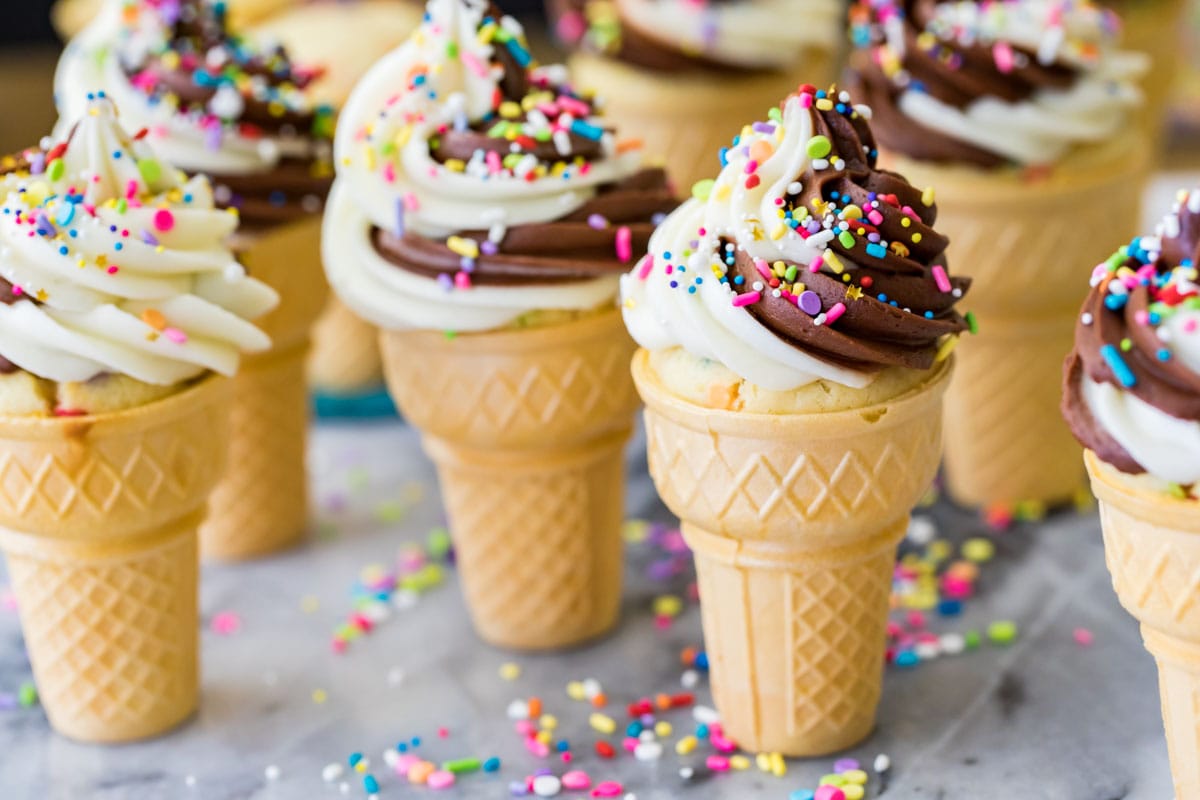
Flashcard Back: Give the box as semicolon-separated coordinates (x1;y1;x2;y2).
834;758;860;773
798;291;822;315
509;780;530;796
651;212;667;225
460;256;476;273
480;240;499;255
437;273;454;291
587;213;608;230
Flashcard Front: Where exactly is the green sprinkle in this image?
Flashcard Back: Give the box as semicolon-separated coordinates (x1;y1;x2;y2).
446;41;459;58
965;310;978;334
47;158;65;181
691;179;715;201
964;630;981;650
18;682;37;708
1168;482;1189;499
116;198;127;214
987;620;1018;645
137;157;161;185
1120;337;1133;352
427;527;452;561
443;330;458;340
375;500;407;524
838;230;856;249
784;265;798;283
806;135;832;159
442;758;481;774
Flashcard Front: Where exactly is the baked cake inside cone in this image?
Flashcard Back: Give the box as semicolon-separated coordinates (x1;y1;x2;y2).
619;84;972;755
0;95;271;742
323;0;677;648
847;0;1148;508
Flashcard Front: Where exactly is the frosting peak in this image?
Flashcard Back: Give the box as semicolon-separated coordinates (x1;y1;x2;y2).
0;95;276;386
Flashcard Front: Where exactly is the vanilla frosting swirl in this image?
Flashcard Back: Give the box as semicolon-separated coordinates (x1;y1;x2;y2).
325;0;661;332
0;96;276;385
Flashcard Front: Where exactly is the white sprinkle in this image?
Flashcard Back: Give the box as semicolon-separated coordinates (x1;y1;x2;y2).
338;781;351;794
874;753;891;773
383;749;400;767
1081;312;1094;326
679;767;695;779
915;641;941;660
322;763;344;782
582;678;603;700
812;158;830;170
507;699;530;720
681;670;700;689
692;705;721;725
184;775;196;788
752;281;765;292
533;774;563;796
639;730;655;742
786;181;803;195
392;589;419;610
264;765;281;782
387;667;406;686
951;288;963;298
940;633;965;655
634;741;663;761
907;516;936;545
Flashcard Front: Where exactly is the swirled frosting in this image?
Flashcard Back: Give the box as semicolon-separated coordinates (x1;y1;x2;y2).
621;86;971;391
1064;188;1200;488
55;0;335;229
324;0;676;333
849;0;1146;168
0;95;276;386
551;0;841;73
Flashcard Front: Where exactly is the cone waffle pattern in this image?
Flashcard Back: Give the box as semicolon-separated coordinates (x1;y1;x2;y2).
379;310;639;649
207;218;325;560
568;54;826;193
942;311;1083;506
1087;451;1200;800
0;377;229;742
201;341;310;559
307;295;384;394
888;148;1143;506
634;350;951;754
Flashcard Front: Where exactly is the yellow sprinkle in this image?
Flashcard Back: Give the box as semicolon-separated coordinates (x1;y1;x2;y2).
499;101;522;119
816;98;834;110
842;770;869;785
824;251;845;274
935;335;959;363
756;753;772;772
846;285;864;301
446;235;480;259
499;662;521;681
675;736;698;755
589;713;616;735
770;224;787;240
445;159;466;173
900;216;912;228
654;721;672;737
715;184;732;201
396;126;413;147
300;595;319;613
536;730;552;745
567;681;586;701
912;233;923;244
539;714;557;731
653;595;682;617
730;755;751;770
842;204;863;221
921;186;936;206
312;688;327;704
769;752;786;777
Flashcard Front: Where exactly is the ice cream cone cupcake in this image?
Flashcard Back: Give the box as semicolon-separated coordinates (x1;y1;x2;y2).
56;0;338;559
1063;188;1200;800
848;0;1149;509
52;0;303;40
323;0;677;649
621;85;972;755
548;0;840;192
0;96;275;741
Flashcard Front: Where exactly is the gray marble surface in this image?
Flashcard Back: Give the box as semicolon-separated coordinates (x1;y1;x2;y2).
3;170;1198;800
0;418;1180;800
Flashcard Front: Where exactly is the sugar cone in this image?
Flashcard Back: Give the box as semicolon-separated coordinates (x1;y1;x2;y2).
0;376;230;742
1086;450;1200;799
378;309;638;650
568;53;826;193
307;296;385;396
886;139;1144;507
202;217;327;560
633;350;952;755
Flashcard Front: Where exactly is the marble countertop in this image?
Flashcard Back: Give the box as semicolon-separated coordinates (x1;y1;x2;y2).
3;169;1200;799
0;419;1181;800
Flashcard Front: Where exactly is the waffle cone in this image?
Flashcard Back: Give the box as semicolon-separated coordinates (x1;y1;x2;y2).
633;350;952;755
378;309;638;649
1086;450;1200;799
885;140;1143;507
0;376;230;742
204;218;326;560
568;53;825;192
307;296;384;395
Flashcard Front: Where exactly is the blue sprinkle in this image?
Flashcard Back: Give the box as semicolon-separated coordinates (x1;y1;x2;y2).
895;650;919;667
627;722;642;737
349;753;363;767
58;246;68;255
482;757;500;773
411;736;421;747
865;242;887;259
877;293;888;302
1104;294;1128;311
569;119;604;141
556;740;570;752
924;311;934;319
363;775;379;794
694;651;709;670
505;39;532;67
790;792;816;800
114;242;123;251
695;723;709;739
733;275;744;285
1158;349;1172;361
397;742;408;753
669;281;678;288
687;286;696;294
1101;344;1137;387
937;598;962;616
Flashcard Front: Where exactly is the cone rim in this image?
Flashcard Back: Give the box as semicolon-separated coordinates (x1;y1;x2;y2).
1085;449;1200;532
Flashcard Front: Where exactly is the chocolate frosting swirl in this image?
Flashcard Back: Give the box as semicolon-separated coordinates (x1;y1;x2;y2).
730;91;970;371
1064;196;1200;474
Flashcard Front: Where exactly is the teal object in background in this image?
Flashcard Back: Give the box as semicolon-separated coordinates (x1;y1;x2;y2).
312;389;397;420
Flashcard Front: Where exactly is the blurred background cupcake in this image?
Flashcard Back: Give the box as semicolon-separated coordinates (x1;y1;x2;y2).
548;0;841;191
848;0;1148;511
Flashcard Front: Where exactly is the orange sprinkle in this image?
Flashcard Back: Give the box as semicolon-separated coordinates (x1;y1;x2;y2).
140;309;166;331
590;693;607;709
615;138;644;154
527;697;542;720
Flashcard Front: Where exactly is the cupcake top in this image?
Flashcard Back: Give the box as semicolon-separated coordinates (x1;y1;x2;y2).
1063;188;1200;490
0;95;276;386
620;86;971;392
56;0;336;229
848;0;1145;168
552;0;842;73
323;0;676;333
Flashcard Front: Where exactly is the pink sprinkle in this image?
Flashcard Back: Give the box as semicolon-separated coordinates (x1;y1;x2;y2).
403;192;420;211
11;285;22;296
816;786;846;800
561;751;573;763
753;258;773;280
1074;627;1094;647
454;271;471;290
210;611;241;635
621;737;638;753
592;782;624;798
107;265;119;274
437;726;449;738
993;41;1015;73
525;737;550;758
867;209;885;226
732;291;761;308
710;734;736;753
1186;319;1199;334
125;180;138;200
562;771;591;790
637;255;655;280
515;720;536;736
558;96;591;117
799;92;813;109
383;161;396;183
152;209;175;232
615;226;632;263
706;756;730;772
932;265;952;293
809;254;824;273
901;205;921;222
427;770;455;789
163;327;187;344
461;52;488;77
1134;310;1150;326
394;754;419;777
825;302;847;325
744;160;758;175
